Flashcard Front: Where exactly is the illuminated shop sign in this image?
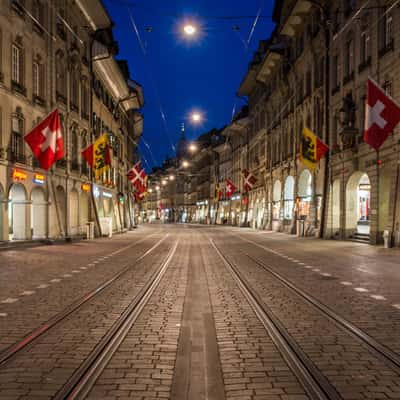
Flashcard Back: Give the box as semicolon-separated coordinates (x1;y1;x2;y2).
93;186;100;198
81;183;91;192
102;191;113;198
13;169;27;181
33;174;45;184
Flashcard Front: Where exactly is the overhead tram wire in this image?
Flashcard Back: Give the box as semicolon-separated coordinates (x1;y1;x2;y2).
126;6;177;156
226;0;264;157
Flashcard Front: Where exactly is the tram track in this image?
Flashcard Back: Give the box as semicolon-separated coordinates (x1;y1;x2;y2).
54;240;179;400
0;233;169;368
230;231;400;373
210;232;400;399
210;238;341;400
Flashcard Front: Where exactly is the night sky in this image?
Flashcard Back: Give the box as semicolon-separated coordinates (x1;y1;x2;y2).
103;0;275;170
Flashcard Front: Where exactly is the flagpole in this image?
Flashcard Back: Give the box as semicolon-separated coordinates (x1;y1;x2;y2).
376;149;380;245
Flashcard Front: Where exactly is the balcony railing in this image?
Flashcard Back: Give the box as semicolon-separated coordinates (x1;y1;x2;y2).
7;150;26;164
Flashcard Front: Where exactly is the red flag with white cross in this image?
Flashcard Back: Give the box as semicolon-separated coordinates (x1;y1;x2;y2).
364;77;400;150
242;169;257;192
225;178;236;199
24;109;64;170
127;161;147;192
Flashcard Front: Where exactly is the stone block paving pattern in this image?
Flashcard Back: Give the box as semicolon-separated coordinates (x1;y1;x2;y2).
216;229;400;355
87;237;189;400
0;239;172;400
214;238;400;400
0;228;165;352
201;238;309;400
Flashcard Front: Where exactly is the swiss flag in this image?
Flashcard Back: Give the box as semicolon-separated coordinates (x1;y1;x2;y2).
225;178;236;199
24;109;64;170
364;78;400;151
242;169;257;192
127;162;147;192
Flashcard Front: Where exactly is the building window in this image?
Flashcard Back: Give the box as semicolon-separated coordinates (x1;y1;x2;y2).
10;114;25;162
82;82;89;119
360;27;370;64
12;44;24;86
32;0;45;33
70;69;79;111
71;128;79;169
344;39;354;79
56;51;66;102
332;54;341;90
380;8;393;51
33;61;44;99
383;80;392;97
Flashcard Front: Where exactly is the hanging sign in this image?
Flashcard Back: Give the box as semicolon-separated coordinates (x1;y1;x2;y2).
12;169;27;181
33;173;45;184
81;183;91;192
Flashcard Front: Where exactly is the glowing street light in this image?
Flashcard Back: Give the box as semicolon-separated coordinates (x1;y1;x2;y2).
169;175;175;181
155;185;160;191
182;160;189;168
189;143;197;153
183;24;197;36
148;188;153;193
162;179;167;186
191;112;202;123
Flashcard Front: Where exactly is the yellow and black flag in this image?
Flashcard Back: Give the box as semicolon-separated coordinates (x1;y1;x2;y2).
82;133;112;179
299;127;329;171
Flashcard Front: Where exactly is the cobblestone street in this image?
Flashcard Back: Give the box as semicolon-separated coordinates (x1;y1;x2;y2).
1;225;400;399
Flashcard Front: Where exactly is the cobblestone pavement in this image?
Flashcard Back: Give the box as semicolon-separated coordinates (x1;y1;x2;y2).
0;226;165;351
2;225;400;399
207;227;400;355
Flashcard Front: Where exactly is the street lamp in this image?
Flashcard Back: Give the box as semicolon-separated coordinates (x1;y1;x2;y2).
189;143;197;153
182;160;189;168
155;185;160;191
169;174;175;181
162;179;167;186
148;188;153;193
190;111;202;123
183;24;197;36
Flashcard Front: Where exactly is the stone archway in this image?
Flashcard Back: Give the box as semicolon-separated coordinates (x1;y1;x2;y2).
284;176;295;220
31;186;47;239
327;179;341;238
346;172;370;237
80;191;90;226
8;183;28;240
297;169;312;218
272;180;282;231
69;189;79;235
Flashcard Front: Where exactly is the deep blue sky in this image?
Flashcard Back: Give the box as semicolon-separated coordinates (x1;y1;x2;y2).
103;0;275;170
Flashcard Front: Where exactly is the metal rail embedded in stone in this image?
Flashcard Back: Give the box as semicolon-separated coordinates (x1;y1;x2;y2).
0;233;168;367
210;238;342;400
54;240;179;400
241;246;400;375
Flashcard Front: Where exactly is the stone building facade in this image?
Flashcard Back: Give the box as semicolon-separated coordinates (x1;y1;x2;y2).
142;0;400;246
0;0;143;242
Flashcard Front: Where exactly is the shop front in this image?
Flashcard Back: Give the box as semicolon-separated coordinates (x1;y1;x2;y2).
31;186;47;239
272;180;282;231
230;194;241;226
8;182;28;240
345;172;371;237
283;176;295;232
296;169;313;236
